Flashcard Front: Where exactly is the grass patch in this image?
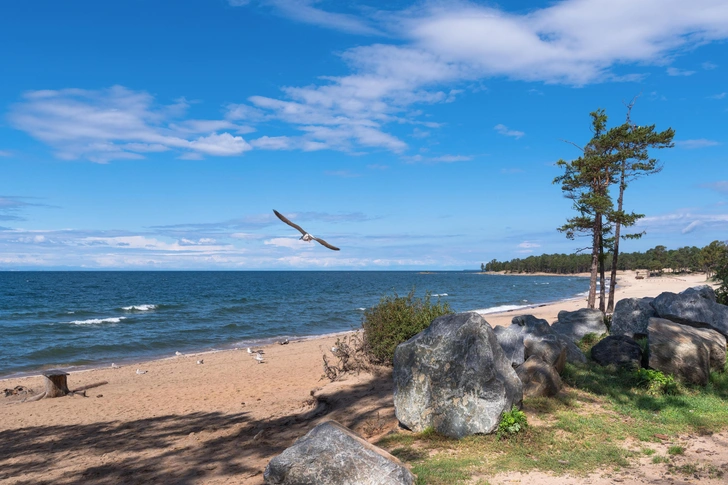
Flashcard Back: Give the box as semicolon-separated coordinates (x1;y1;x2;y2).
377;342;728;484
667;445;685;455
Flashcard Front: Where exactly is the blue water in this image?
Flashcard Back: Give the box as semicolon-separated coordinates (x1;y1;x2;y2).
0;271;589;377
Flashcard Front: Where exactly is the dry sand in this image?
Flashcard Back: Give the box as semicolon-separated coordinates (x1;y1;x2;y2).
1;271;724;485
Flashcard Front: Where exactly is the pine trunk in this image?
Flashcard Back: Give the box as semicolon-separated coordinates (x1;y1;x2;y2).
588;223;599;309
598;213;606;312
607;165;626;312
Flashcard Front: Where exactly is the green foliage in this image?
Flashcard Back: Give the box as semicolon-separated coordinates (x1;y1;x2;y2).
652;455;670;464
642;448;656;455
712;242;728;305
362;289;452;365
482;242;717;274
667;445;685;455
497;406;528;439
576;332;605;355
633;369;679;396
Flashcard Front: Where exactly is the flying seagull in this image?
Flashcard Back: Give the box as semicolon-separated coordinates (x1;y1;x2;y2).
273;210;340;251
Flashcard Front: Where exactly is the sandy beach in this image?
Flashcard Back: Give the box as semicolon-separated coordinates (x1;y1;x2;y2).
1;271;721;484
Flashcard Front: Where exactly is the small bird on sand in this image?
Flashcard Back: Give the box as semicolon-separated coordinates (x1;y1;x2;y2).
175;351;183;356
255;353;264;364
273;210;340;251
136;369;147;374
196;359;204;365
278;338;289;345
247;347;264;355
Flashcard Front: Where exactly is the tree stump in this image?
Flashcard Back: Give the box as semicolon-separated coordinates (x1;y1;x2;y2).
42;370;70;398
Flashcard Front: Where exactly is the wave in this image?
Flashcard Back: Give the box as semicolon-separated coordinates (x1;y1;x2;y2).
431;293;448;297
70;317;127;325
356;307;366;311
121;304;158;312
472;304;530;315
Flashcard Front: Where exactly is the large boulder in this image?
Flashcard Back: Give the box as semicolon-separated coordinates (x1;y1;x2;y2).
493;325;525;368
610;297;656;338
552;308;607;343
590;335;642;370
511;314;552;336
688;325;727;372
553;333;588;365
264;421;415;485
393;312;523;439
681;285;717;302
516;356;563;398
652;287;728;338
524;334;567;374
647;318;724;386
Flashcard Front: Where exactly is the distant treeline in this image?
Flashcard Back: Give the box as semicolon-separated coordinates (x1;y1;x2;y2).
482;241;727;275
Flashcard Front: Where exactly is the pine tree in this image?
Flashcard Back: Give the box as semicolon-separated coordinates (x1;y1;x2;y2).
554;110;618;310
605;98;674;312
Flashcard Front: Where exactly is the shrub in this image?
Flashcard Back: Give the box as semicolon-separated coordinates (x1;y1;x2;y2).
715;256;728;305
321;332;371;381
497;406;528;439
576;332;604;354
362;289;452;365
634;368;679;396
668;445;685;455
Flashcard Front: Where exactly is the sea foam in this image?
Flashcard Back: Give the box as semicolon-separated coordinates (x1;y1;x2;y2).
70;317;127;325
121;304;158;311
472;304;530;315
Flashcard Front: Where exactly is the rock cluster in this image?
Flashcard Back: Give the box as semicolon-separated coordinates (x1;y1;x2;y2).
609;285;727;385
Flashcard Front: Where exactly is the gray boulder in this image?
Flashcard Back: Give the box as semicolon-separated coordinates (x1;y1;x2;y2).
552;308;607;343
647;318;723;386
516;355;563;398
524;334;567;374
610;297;656;338
264;420;415;485
507;314;587;366
652;288;728;337
511;314;552;336
553;333;588;365
681;285;717;302
688;325;727;372
393;312;522;439
493;325;525;368
590;335;642;370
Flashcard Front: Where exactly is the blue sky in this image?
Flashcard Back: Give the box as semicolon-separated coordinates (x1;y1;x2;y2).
0;0;726;270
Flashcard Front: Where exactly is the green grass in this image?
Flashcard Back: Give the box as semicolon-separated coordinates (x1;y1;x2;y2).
668;445;685;455
377;346;728;484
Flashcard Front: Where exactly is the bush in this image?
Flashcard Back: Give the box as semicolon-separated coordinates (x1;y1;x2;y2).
362;289;452;365
497;406;528;439
715;256;728;305
634;368;679;396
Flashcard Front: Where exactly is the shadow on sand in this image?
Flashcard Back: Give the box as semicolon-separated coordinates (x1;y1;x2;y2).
0;371;396;484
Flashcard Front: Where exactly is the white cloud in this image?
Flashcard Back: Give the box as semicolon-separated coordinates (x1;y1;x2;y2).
264;237;311;249
666;67;696;76
709;92;727;99
494;124;525;139
262;0;382;36
10;86;252;162
675;138;721;149
0;150;11;157
228;0;250;6
702;61;718;70
518;241;541;249
639;210;728;234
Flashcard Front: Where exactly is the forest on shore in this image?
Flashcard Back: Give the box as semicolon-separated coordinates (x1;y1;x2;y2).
482;240;727;276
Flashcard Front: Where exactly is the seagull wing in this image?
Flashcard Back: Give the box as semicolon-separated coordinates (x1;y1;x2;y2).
273;210;307;236
313;237;340;251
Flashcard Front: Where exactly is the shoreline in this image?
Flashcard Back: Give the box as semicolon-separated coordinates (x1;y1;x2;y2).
1;279;595;381
0;270;716;484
